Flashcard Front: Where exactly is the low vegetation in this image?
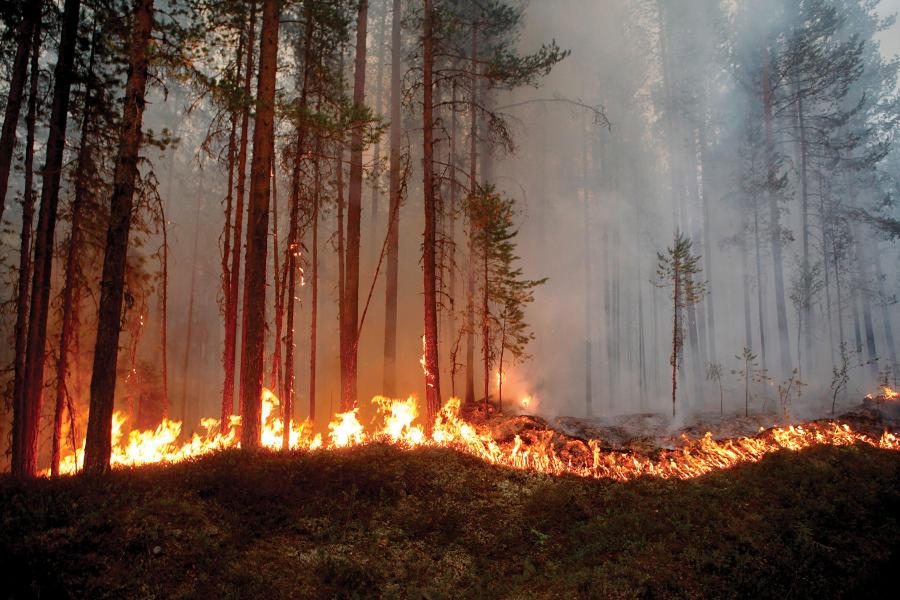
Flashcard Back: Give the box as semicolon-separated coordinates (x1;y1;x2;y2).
1;443;897;599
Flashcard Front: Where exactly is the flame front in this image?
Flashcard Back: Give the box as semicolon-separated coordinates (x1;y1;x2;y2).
52;390;900;479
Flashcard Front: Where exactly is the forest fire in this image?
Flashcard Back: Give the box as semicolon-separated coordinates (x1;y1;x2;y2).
50;390;900;480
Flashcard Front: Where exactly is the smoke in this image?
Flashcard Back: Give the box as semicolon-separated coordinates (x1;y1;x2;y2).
2;0;899;469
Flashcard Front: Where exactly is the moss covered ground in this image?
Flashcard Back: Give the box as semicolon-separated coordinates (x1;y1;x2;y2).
1;442;898;599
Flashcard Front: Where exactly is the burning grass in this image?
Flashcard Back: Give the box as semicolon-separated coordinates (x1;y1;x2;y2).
49;389;900;483
1;440;898;598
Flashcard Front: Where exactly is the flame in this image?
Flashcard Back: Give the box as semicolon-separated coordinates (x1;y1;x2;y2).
419;334;430;384
373;396;426;445
883;387;898;401
327;408;366;448
50;389;900;480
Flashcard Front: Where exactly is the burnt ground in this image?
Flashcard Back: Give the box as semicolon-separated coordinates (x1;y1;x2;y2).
1;415;899;599
472;397;900;454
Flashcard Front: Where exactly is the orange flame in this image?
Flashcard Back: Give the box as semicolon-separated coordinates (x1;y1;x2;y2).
50;390;900;480
883;387;898;401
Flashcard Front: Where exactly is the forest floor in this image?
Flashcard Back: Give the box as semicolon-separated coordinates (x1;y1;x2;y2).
2;424;899;599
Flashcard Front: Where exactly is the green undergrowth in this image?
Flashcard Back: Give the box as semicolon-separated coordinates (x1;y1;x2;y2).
1;442;898;599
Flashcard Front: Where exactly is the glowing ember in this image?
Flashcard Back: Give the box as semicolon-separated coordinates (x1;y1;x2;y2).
51;390;900;480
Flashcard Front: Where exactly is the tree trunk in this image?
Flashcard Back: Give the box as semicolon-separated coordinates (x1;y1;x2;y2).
11;19;40;476
874;248;898;380
239;0;280;449
744;357;750;417
0;0;40;224
819;176;835;364
447;79;459;386
762;47;792;379
698;122;717;361
53;22;95;476
753;198;768;372
283;10;315;447
180;198;201;423
741;214;753;353
797;90;812;373
464;26;478;408
856;235;879;378
383;0;402;396
369;1;388;269
482;217;489;412
270;157;283;394
342;0;369;410
83;0;154;474
221;30;244;427
337;142;346;400
672;263;680;418
831;234;846;351
497;331;505;411
14;0;82;478
159;201;170;418
230;5;257;423
422;0;441;420
309;130;322;423
582;125;593;418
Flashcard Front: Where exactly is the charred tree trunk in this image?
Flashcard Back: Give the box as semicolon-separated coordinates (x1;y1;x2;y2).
239;0;279;449
382;0;402;396
422;0;442;420
0;0;40;223
342;0;368;410
14;0;82;478
11;20;40;476
83;0;154;474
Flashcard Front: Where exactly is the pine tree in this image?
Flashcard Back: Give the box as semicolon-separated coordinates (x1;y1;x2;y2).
239;0;280;449
467;187;544;412
84;0;156;473
656;231;707;417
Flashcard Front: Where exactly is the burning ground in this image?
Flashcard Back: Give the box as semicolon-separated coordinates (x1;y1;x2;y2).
1;394;899;598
